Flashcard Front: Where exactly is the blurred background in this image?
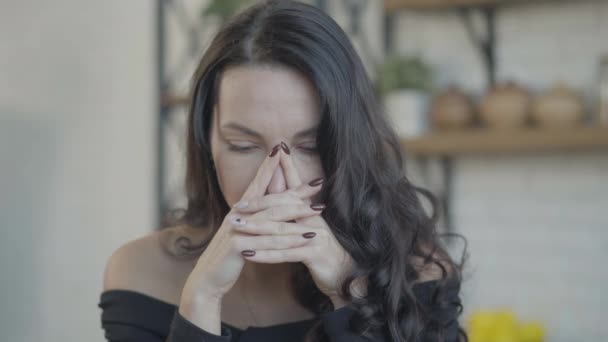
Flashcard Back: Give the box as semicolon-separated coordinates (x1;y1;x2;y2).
1;0;607;341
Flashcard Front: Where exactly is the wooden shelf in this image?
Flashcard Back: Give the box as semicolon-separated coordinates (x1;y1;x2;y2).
401;126;608;156
383;0;577;11
385;0;508;11
161;94;189;107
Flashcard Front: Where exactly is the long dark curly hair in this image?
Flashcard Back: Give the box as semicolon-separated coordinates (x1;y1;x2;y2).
163;1;469;341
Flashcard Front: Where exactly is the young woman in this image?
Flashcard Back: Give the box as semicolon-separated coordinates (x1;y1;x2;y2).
99;1;468;341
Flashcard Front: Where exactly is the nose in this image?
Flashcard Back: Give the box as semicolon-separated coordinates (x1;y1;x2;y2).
265;163;287;195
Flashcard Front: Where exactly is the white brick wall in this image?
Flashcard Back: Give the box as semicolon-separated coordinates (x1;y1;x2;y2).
452;152;608;341
498;1;608;104
389;2;608;340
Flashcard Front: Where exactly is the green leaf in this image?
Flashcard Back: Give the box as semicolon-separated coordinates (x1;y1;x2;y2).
201;0;249;23
375;55;433;95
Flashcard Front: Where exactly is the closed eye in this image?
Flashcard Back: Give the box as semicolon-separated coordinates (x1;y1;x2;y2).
299;146;318;154
227;143;318;154
228;144;256;153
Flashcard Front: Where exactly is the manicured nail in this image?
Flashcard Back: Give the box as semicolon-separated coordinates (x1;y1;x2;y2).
310;203;326;211
270;144;281;157
241;250;255;257
302;232;316;239
308;177;324;187
280;141;290;155
231;216;246;225
234;200;248;209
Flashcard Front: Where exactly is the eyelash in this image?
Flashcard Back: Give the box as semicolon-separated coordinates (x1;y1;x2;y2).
228;144;317;154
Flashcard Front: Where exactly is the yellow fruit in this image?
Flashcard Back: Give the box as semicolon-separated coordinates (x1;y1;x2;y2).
493;331;519;342
517;321;545;342
467;309;545;342
468;311;495;332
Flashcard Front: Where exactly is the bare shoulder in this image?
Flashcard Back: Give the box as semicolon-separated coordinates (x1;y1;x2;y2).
102;225;203;305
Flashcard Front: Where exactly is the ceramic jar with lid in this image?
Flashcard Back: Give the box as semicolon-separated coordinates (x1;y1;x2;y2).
479;81;531;129
429;85;476;129
532;82;585;127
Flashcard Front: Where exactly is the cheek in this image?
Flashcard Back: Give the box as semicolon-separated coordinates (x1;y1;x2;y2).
214;154;262;206
293;154;324;182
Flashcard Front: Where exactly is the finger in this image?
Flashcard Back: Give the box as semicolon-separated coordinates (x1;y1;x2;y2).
249;203;325;223
239;144;282;202
233;233;314;252
241;245;314;264
279;147;304;189
232;183;323;213
232;218;322;236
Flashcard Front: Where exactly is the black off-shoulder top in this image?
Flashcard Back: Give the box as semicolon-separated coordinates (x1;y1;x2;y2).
98;279;462;341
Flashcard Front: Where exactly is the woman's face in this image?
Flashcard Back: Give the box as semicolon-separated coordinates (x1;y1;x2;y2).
209;64;325;207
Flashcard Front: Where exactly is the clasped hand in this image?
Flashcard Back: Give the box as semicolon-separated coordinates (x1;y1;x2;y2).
229;143;362;308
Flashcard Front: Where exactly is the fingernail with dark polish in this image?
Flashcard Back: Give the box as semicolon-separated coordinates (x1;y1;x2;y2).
241;250;256;257
302;232;316;239
231;216;246;225
270;144;281;157
280;141;290;155
310;203;326;211
308;177;324;187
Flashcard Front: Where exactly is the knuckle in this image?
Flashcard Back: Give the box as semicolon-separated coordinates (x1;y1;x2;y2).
276;221;288;235
267;206;279;219
285;190;300;201
267;192;281;201
270;235;282;246
266;194;282;207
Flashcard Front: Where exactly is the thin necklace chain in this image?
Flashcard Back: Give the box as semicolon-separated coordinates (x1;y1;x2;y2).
241;274;261;326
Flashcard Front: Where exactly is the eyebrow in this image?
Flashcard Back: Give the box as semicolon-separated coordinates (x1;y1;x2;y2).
221;121;318;139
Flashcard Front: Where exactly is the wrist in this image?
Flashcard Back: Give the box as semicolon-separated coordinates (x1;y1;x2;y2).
181;277;224;303
180;289;223;311
178;292;223;335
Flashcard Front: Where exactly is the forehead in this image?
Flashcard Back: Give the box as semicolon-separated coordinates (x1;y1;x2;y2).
216;64;320;134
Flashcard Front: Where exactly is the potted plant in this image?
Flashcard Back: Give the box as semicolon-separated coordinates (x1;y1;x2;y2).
376;55;433;138
201;0;252;24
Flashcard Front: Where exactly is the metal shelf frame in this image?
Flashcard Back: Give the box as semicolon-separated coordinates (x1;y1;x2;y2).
384;2;499;234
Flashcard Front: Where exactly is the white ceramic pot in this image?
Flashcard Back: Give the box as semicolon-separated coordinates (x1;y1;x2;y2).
384;90;430;138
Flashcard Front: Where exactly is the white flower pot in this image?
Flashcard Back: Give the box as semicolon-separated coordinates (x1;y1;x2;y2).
384;90;430;138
